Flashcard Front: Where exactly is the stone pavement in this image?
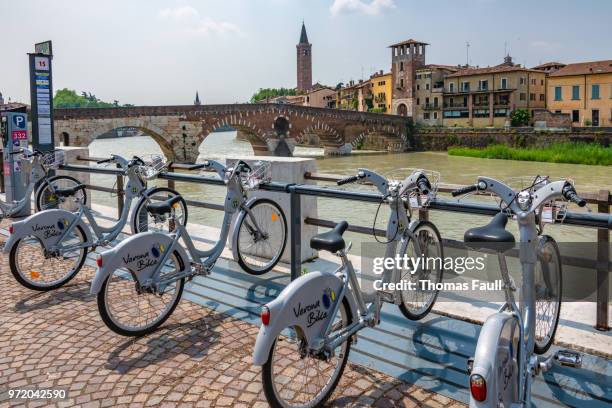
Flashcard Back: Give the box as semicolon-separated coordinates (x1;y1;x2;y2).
0;221;466;408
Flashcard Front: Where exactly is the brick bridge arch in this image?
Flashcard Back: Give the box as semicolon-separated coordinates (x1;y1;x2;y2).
54;104;411;163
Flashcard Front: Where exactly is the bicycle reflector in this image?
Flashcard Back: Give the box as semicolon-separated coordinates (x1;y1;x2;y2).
8;225;14;234
470;374;487;402
96;255;103;268
261;306;270;326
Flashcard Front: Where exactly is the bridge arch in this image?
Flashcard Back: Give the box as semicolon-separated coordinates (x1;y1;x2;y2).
198;118;270;156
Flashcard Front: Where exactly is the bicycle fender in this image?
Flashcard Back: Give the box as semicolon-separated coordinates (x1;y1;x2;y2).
90;232;189;295
230;196;259;262
470;313;520;407
253;270;355;366
3;210;92;254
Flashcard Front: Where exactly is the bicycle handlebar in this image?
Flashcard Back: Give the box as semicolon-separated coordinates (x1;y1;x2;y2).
96;158;112;164
452;184;479;197
416;175;432;195
337;175;360;186
562;182;587;207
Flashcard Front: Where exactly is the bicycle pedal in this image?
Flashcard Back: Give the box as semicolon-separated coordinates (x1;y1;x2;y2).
554;350;582;368
378;290;395;303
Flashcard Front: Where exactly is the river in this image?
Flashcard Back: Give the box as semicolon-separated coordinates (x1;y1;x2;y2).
88;131;611;246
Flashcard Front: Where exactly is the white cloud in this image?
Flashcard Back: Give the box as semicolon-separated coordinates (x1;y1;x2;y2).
330;0;395;16
158;5;241;36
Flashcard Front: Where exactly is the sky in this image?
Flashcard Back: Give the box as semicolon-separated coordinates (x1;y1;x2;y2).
1;0;611;106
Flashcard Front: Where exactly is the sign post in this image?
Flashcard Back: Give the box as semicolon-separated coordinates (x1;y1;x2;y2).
29;40;54;152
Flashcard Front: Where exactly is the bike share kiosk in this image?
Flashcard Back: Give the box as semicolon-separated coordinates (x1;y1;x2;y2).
1;112;30;216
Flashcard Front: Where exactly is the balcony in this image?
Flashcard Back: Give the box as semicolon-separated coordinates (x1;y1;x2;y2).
422;103;440;110
432;86;444;93
443;103;468;109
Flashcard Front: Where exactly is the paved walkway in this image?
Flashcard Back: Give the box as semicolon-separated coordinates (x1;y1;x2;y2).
0;220;466;408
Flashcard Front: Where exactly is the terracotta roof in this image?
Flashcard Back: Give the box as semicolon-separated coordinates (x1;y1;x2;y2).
532;61;565;70
0;102;28;112
446;64;541;78
548;60;612;77
388;39;428;48
417;64;460;72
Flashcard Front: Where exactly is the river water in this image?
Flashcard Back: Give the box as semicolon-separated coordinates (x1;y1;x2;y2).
88;131;610;246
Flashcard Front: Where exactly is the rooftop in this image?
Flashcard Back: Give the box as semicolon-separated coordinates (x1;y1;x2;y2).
532;61;566;70
299;22;309;44
548;60;612;76
446;63;541;78
417;64;460;72
388;38;428;48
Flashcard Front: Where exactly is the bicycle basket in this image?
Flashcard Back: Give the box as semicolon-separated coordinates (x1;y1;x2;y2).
41;150;66;170
241;160;271;191
139;154;167;180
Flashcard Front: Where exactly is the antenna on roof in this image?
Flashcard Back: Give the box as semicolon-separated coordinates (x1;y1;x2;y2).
466;41;470;67
504;41;507;58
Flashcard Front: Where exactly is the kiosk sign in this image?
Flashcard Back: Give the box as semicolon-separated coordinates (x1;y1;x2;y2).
29;41;54;151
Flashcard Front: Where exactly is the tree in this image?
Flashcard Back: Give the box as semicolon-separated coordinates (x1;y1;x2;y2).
250;88;297;103
54;88;129;108
510;108;530;127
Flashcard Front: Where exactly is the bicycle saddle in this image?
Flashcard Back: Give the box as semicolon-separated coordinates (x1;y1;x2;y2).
464;212;515;252
146;195;182;216
54;184;86;198
310;221;349;253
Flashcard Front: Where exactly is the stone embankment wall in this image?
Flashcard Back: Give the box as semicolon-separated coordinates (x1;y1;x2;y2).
415;128;611;151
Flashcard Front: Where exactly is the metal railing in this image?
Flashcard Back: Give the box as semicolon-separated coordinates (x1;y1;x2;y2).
55;159;612;331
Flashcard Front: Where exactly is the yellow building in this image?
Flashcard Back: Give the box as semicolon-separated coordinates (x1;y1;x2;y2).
546;60;612;126
370;71;392;112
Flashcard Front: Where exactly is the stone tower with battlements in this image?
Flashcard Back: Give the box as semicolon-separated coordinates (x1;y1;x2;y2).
389;39;427;116
296;22;312;91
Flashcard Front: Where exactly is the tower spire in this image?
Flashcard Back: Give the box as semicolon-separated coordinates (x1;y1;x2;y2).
299;21;309;44
194;91;201;105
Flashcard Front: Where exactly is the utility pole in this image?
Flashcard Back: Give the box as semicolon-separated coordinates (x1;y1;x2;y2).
466;41;470;67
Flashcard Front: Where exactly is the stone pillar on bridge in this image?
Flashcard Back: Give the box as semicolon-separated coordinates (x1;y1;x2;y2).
168;121;202;163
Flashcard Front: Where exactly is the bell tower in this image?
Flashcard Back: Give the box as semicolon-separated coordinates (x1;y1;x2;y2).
389;39;427;116
296;22;312;91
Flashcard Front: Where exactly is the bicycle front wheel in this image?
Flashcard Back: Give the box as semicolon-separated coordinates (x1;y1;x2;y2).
9;225;88;291
236;199;287;275
97;252;185;336
131;187;188;234
262;298;352;408
534;235;562;354
35;175;86;212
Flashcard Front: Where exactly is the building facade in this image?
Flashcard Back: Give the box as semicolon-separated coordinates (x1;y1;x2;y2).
336;80;371;111
296;23;312;91
370;71;392;112
389;39;427;117
546;60;612;126
414;65;458;125
304;87;337;108
442;56;546;127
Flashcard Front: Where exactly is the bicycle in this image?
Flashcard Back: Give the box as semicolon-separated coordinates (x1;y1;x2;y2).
451;176;586;407
0;148;85;218
3;154;187;291
252;169;441;408
91;159;288;336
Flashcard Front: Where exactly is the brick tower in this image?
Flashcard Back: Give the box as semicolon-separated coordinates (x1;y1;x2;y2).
389;39;427;116
296;22;312;91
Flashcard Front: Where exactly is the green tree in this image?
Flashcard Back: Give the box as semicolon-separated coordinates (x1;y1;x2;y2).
53;88;128;108
510;108;530;127
250;87;298;103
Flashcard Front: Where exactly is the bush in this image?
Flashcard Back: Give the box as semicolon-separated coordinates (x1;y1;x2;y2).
510;109;530;127
585;119;592;126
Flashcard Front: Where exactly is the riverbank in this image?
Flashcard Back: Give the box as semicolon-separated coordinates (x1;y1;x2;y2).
448;142;612;166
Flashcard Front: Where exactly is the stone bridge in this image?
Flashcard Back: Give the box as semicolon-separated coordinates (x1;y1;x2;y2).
54;104;411;163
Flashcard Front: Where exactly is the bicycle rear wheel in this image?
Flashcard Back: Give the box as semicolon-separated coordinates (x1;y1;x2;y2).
398;221;444;320
131;187;188;234
534;235;562;354
36;175;87;212
9;225;88;291
262;298;352;408
97;252;184;336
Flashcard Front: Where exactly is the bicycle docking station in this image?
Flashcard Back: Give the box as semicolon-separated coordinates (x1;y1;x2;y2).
1;111;31;217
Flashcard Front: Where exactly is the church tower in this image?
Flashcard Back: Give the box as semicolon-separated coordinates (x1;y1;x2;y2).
296;22;312;91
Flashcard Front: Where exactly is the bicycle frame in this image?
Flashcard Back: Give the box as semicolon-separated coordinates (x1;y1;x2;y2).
468;176;571;407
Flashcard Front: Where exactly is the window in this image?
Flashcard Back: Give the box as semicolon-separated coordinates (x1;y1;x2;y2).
520;93;526;101
494;108;509;117
400;78;404;88
461;82;470;92
530;93;535;101
520;77;525;85
416;74;421;79
417;84;420;90
541;79;544;86
434;97;438;107
501;78;508;89
449;97;454;106
426;83;430;90
479;80;488;91
416;98;420;105
572;110;579;122
555;110;562;113
572;85;580;100
463;96;468;106
424;112;430;120
531;78;536;85
400;62;404;71
433;112;438;119
425;97;430;106
449;83;455;93
592;84;600;99
539;94;545;101
473;109;490;118
554;86;562;101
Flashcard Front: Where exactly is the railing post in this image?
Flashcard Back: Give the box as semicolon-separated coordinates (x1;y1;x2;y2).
289;185;301;281
116;165;125;218
596;189;610;331
167;164;176;191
